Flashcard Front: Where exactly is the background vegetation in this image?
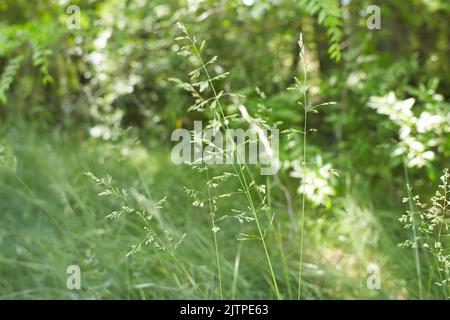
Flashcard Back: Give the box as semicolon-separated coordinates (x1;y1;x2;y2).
0;0;449;299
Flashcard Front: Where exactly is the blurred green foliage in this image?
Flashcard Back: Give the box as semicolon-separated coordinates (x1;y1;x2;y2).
1;0;448;172
0;0;449;299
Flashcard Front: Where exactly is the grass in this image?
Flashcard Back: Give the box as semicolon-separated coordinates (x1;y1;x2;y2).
296;32;309;300
0;28;445;300
400;166;450;299
175;24;282;299
0;123;433;299
0;32;443;300
0;1;448;302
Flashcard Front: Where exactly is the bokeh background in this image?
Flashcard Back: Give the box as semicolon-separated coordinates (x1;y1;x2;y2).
0;0;449;299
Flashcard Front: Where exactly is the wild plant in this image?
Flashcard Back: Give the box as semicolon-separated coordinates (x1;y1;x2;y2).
84;171;205;297
172;24;338;299
400;168;450;299
283;34;336;299
172;23;281;299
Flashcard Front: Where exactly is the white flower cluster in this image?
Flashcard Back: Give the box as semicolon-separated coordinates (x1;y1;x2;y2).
369;92;449;168
289;155;338;207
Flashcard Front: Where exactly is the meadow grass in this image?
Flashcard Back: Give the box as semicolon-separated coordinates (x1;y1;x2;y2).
0;28;440;300
0;123;431;299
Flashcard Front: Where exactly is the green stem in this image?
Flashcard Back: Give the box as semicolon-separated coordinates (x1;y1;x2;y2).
205;167;223;299
297;60;308;300
403;160;423;299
